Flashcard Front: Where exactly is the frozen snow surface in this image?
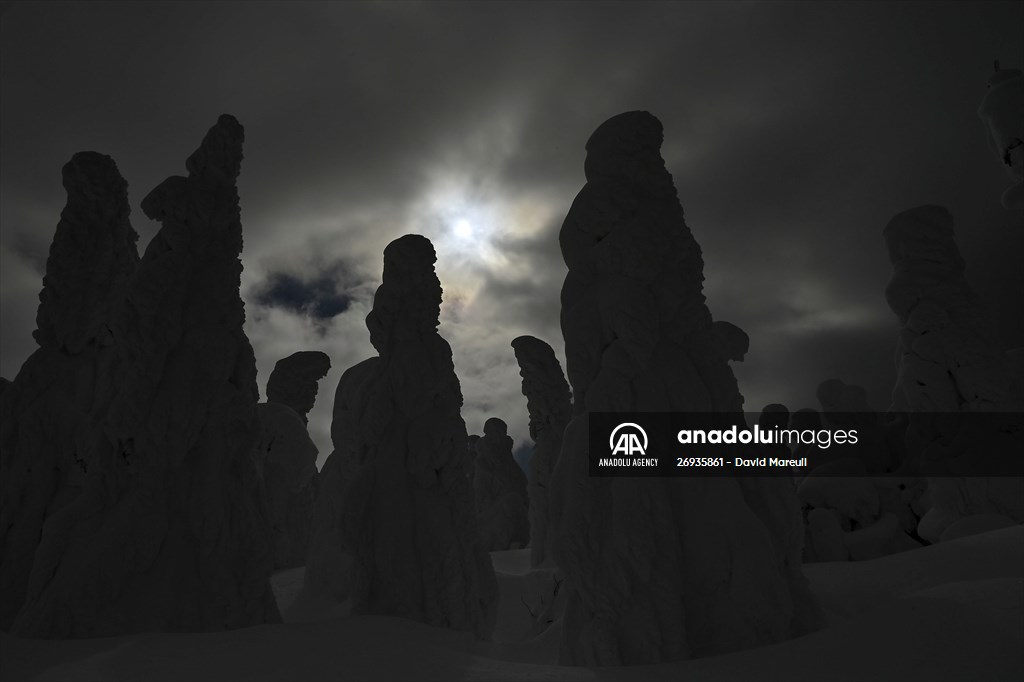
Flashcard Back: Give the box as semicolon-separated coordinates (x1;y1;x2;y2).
1;525;1021;681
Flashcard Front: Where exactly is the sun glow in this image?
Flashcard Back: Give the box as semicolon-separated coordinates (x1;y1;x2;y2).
412;167;558;279
453;218;474;239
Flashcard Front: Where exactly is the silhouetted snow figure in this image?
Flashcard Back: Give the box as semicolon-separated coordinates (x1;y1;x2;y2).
0;152;138;630
9;116;281;637
336;235;497;638
886;206;1017;413
266;350;331;423
713;321;749;406
303;356;376;603
32;155;139;356
511;335;572;568
978;66;1024;209
473;418;529;551
549;111;819;666
712;320;749;362
255;402;319;570
884;205;1024;542
465;433;481;486
258;350;330;569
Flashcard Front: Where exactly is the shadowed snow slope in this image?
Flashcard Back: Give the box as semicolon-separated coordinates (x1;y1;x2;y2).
1;526;1021;681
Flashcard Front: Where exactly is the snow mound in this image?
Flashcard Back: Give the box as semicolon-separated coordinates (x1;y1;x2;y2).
2;526;1020;681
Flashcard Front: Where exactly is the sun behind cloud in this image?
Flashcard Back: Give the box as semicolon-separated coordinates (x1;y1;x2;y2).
453;217;473;239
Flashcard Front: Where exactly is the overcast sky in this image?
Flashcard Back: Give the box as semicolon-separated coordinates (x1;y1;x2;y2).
2;0;1022;468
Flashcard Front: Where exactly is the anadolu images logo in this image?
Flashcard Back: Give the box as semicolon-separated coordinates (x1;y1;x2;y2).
609;422;648;456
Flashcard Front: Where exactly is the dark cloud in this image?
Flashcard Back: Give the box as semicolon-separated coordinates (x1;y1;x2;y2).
474;222;566;335
0;246;41;381
735;320;899;416
7;227;50;275
250;255;377;335
254;272;354;320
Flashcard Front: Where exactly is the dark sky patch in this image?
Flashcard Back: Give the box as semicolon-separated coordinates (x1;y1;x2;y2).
473;221;566;334
252;258;371;322
7;227;50;275
254;272;353;319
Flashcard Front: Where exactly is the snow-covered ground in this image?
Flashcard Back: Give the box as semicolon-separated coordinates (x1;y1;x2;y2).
2;526;1021;681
